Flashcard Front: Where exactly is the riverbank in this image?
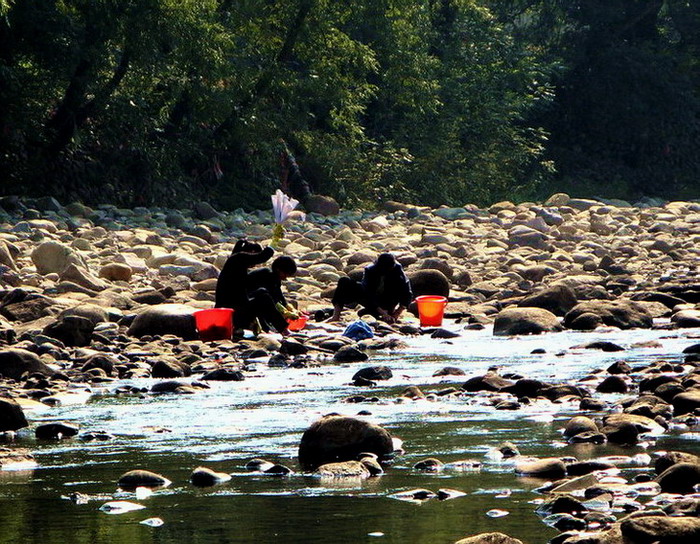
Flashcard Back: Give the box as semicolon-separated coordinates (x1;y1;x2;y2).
1;194;699;543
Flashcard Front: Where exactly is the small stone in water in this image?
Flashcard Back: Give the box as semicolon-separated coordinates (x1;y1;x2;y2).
99;501;146;514
486;509;509;518
140;518;164;527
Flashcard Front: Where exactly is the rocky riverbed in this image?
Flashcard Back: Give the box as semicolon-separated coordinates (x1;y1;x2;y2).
0;193;699;544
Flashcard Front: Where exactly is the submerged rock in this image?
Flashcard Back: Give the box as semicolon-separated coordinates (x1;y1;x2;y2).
454;532;523;544
118;469;171;489
298;415;394;471
0;397;29;432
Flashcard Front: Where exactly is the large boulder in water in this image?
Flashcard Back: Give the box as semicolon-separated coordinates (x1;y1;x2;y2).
0;397;29;431
0;348;55;380
298;415;394;471
127;304;198;340
621;516;700;543
655;462;700;494
408;269;450;298
493;307;563;336
564;300;653;330
672;389;700;416
517;285;577;316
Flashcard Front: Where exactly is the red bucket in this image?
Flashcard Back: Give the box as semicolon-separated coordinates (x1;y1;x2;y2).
416;295;448;327
193;308;234;341
287;314;308;331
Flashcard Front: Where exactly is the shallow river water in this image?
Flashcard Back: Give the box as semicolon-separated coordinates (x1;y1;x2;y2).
1;324;698;544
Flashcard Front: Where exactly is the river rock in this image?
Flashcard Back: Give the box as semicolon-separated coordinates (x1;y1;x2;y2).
190;466;231;487
564;300;653;330
414;458;444;472
201;368;244;381
0;291;56;323
493;307;563;336
0;348;55;380
620;515;700;543
0;397;29;431
31;241;85;274
0;447;35;469
563;416;599;439
515;457;567;479
517;284;577;316
118;469;171;489
0;240;17;271
152;360;192;379
419;258;454;280
463;372;514;392
99;263;133;282
599;414;658;445
671;389;700;416
655;462;700;494
297;415;394;471
408;269;450;297
59;263;107;291
655;451;700;474
127;304;198;340
43;315;95;347
508;225;551;250
313;458;381;478
596;375;629;393
454;532;523;544
81;354;118;376
304;194;339;216
333;345;368;363
352;366;393;381
671;309;700;328
502;378;547;398
35;422;80;440
60;303;110;325
540;384;589;401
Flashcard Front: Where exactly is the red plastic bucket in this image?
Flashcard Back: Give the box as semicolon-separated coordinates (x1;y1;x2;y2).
193;308;234;341
287;314;308;331
416;295;448;327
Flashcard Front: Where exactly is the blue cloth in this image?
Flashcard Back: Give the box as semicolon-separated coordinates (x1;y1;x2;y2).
342;320;374;341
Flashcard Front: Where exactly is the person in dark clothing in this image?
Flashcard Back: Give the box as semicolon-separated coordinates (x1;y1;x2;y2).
330;253;413;323
247;255;298;330
215;240;289;335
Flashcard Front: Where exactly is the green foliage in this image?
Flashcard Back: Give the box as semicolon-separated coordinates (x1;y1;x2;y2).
0;0;697;209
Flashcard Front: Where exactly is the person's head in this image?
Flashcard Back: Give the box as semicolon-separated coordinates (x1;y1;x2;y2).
272;255;297;280
375;253;396;273
232;239;263;255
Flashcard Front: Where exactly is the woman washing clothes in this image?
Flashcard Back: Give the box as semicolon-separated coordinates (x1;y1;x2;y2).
215;240;289;336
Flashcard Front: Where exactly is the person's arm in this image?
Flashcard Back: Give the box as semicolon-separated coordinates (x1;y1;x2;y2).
238;246;274;268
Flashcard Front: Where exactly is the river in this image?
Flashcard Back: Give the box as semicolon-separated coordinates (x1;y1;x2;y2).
1;324;698;544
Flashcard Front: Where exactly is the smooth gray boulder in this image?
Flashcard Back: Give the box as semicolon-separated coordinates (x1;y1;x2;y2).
564;300;653;330
493;307;563;336
127;304;198;340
